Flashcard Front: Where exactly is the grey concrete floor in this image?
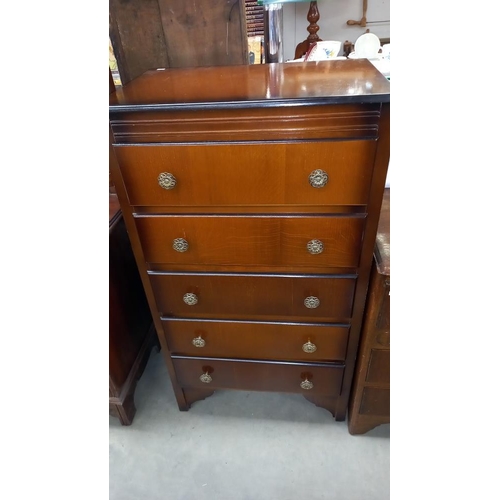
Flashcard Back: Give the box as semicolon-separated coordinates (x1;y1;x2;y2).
110;351;389;500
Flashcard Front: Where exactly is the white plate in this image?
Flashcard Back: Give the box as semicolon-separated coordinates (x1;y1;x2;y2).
348;51;382;61
354;33;381;59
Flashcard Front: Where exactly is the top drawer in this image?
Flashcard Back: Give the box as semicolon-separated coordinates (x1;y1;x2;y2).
113;141;376;208
110;103;383;143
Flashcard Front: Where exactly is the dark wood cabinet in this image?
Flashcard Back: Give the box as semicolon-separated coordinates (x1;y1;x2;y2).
109;194;157;425
109;0;248;85
109;60;390;421
348;188;390;434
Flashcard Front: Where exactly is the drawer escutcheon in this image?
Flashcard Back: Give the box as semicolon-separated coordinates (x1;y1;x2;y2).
300;377;314;390
309;169;329;188
304;296;320;309
158;172;177;190
173;238;189;252
183;293;198;306
307;239;324;254
192;336;206;348
302;340;317;353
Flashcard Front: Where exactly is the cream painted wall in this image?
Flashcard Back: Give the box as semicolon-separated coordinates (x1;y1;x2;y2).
282;0;390;61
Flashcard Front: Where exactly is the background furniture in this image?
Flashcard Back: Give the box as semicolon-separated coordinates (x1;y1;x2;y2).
109;60;390;420
262;0;326;61
109;0;249;85
294;1;322;59
348;188;390;434
109;194;157;425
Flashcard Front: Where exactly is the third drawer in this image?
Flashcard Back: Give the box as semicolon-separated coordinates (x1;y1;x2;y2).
150;272;356;322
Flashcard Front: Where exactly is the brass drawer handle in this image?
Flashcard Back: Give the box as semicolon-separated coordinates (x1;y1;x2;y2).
183;293;198;306
307;239;324;254
302;340;317;353
173;238;189;252
309;169;328;188
304;296;320;309
200;371;212;384
300;377;314;390
192;336;206;348
158;172;177;190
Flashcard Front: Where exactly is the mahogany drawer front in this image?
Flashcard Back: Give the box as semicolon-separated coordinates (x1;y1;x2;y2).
162;319;349;362
172;357;344;395
150;273;356;322
136;215;365;269
114;141;376;207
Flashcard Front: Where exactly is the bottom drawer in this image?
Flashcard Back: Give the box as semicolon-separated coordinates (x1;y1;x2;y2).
172;356;344;395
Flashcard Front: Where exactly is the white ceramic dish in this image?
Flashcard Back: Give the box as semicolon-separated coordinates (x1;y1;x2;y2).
304;41;342;61
348;51;382;61
354;33;381;59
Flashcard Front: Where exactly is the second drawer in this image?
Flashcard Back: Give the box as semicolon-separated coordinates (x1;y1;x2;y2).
162;318;349;362
136;214;365;269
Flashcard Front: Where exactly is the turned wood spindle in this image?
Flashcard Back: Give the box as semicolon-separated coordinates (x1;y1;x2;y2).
294;1;322;60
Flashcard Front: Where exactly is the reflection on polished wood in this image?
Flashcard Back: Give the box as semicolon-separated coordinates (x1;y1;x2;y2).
109;60;390;110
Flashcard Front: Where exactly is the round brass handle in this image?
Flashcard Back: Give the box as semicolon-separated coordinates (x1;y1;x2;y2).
307;239;324;255
309;169;328;188
173;238;189;252
302;341;317;353
200;372;212;384
158;172;177;190
300;377;314;390
192;336;206;348
304;296;320;309
183;293;198;306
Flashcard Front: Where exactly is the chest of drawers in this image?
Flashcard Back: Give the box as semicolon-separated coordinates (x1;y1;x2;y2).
348;188;390;434
109;194;156;425
109;60;390;420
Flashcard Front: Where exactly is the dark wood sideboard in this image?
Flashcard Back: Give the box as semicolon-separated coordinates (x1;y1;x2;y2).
109;194;158;425
348;188;390;434
109;60;390;420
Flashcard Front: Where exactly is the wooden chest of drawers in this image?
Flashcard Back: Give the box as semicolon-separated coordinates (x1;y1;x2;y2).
109;194;156;425
348;188;390;434
109;60;390;420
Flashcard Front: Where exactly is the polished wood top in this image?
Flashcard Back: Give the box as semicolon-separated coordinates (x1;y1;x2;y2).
375;188;390;276
109;60;390;111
